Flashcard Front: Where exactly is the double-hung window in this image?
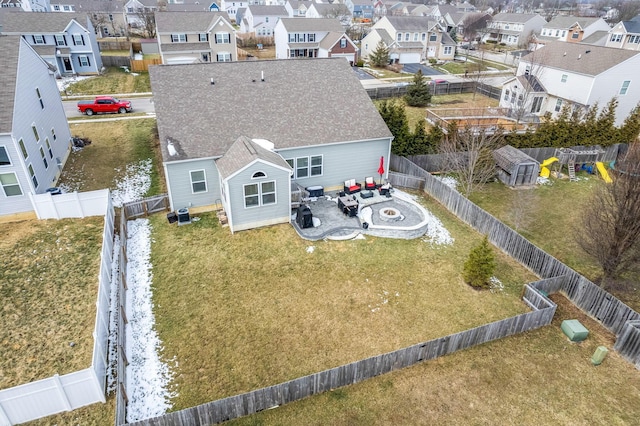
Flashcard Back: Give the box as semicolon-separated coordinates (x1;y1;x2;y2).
620;80;631;95
36;88;44;109
32;125;40;142
171;34;187;43
340;38;347;48
190;170;207;193
40;147;48;169
215;33;230;43
0;173;22;197
72;34;84;45
0;147;11;166
55;34;66;46
244;181;276;208
28;164;38;188
199;33;208;42
33;35;45;44
287;156;322;179
216;52;231;62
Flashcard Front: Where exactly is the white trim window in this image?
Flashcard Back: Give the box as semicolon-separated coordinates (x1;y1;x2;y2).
215;33;231;43
36;87;44;109
554;98;563;112
286;155;322;179
55;34;66;46
561;74;568;83
629;35;640;44
32;125;39;142
0;172;22;197
610;33;623;43
39;147;48;169
33;35;45;44
620;80;631;95
216;52;232;62
244;180;276;208
396;32;402;42
18;139;28;159
0;146;11;166
171;34;187;43
190;170;207;193
72;34;85;45
78;55;90;67
45;138;53;158
340;38;347;48
28;164;38;188
199;33;208;42
444;46;452;55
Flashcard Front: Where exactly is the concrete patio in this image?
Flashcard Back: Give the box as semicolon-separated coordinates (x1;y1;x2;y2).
291;189;431;240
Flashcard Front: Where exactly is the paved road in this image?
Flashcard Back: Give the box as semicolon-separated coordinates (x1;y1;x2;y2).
352;67;375;80
63;96;155;118
401;63;440;76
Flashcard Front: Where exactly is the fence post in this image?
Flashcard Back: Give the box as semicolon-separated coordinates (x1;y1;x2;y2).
52;374;72;411
0;403;11;426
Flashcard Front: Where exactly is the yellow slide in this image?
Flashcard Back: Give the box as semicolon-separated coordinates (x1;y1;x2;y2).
596;162;613;183
539;157;558;178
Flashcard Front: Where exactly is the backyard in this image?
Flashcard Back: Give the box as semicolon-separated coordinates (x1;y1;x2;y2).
0;217;103;390
60;67;150;97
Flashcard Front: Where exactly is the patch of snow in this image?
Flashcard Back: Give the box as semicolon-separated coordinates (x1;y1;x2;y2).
536;176;551;185
306;246;315;253
106;234;121;394
420;208;454;246
125;219;174;422
57;75;92;92
312;217;322;227
111;158;152;208
489;276;504;293
435;175;459;191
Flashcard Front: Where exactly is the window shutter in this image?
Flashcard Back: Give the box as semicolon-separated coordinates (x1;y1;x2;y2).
78;56;82;65
81;35;84;45
72;36;76;46
63;35;67;46
207;34;209;41
185;34;188;42
32;35;36;43
87;56;91;66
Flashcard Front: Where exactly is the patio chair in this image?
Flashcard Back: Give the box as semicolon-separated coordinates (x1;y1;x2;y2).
364;177;377;190
343;179;362;194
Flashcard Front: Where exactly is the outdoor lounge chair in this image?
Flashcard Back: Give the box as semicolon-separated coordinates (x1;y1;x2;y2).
343;179;362;194
364;177;377;190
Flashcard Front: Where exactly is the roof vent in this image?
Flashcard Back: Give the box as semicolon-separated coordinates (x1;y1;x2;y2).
563;51;567;56
578;54;582;59
261;70;265;82
210;78;215;85
585;50;591;54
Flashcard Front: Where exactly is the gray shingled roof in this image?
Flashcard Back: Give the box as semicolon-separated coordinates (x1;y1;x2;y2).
376;28;394;45
216;136;291;179
543;16;600;29
581;30;608;45
160;42;211;52
310;3;350;15
65;0;124;12
492;12;542;23
155;11;229;32
493;145;538;171
279;17;344;32
247;5;288;16
319;31;346;50
384;16;436;32
150;58;393;163
622;17;640;34
0;10;89;33
521;41;640;76
0;35;20;134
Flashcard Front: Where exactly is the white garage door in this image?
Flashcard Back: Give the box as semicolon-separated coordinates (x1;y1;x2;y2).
399;53;421;64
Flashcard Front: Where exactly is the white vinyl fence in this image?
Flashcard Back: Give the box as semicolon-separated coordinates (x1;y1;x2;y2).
0;190;113;425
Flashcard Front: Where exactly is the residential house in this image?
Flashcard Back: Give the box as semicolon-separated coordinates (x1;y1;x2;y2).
155;11;237;64
56;0;127;38
124;0;158;32
274;18;358;63
532;16;610;48
483;12;546;46
0;0;28;10
361;16;454;63
165;1;221;12
305;2;351;23
605;15;640;51
285;0;310;18
240;4;288;36
149;58;393;233
0;10;103;75
220;0;248;23
499;42;640;126
0;35;72;217
345;0;373;20
579;30;609;46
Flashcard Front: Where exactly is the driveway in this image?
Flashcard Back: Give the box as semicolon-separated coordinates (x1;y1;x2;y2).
401;63;439;76
352;67;375;80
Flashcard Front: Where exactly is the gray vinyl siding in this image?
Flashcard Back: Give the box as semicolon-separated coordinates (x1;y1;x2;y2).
277;138;391;190
227;162;290;231
165;159;221;210
13;43;72;194
0;134;33;215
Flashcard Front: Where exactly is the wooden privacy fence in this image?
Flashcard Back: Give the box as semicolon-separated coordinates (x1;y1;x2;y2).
390;154;640;361
115;208;130;426
130;58;162;72
125;282;556;426
122;194;169;220
101;56;133;69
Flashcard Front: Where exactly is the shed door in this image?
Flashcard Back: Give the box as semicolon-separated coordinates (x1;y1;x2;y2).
516;164;533;185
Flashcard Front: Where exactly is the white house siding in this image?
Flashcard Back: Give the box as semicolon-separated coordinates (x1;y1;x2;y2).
274;20;289;59
226;161;290;232
164;158;221;211
0;135;33;215
360;30;383;59
13;43;72;192
276;138;392;191
589;65;640;126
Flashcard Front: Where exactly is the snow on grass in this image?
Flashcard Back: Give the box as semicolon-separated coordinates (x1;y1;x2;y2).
111;158;152;208
395;190;454;246
125;219;174;422
435;175;459;191
489;276;504;293
106;234;121;394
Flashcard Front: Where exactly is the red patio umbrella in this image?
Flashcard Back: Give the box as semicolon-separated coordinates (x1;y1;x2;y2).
377;156;385;185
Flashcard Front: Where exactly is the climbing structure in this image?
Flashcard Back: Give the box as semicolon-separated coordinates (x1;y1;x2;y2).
540;147;610;182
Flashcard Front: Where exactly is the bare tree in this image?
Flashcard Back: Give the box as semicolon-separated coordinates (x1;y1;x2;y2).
439;126;504;196
320;4;352;23
461;12;491;42
130;9;157;38
506;44;548;123
575;143;640;289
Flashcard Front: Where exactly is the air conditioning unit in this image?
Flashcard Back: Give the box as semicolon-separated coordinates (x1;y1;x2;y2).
177;208;191;225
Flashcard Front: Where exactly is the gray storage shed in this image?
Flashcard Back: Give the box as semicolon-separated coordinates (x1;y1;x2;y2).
493;145;540;186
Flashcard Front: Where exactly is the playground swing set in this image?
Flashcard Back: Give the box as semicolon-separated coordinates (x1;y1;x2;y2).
539;147;613;183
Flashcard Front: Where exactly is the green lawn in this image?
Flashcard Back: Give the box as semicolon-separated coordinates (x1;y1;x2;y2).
149;194;537;411
62;67;151;96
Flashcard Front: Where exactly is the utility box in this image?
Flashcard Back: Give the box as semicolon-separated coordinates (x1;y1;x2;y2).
561;319;589;342
591;346;609;365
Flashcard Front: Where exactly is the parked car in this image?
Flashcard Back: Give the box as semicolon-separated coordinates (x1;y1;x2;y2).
428;79;447;85
77;96;132;116
459;43;476;50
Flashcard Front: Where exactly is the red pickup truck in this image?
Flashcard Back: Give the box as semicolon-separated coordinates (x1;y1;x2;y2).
77;96;132;116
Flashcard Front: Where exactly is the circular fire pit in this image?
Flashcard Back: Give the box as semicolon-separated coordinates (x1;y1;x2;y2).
379;207;402;222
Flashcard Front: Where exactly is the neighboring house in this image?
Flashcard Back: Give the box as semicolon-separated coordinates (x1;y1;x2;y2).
240;4;288;36
220;0;248;23
580;30;609;46
149;58;393;233
0;10;103;75
165;1;221;12
0;35;72;217
155;11;237;64
605;15;640;51
483;12;546;46
123;0;157;30
361;16;454;63
0;0;28;10
274;18;358;63
499;41;640;126
54;0;128;38
284;0;311;18
532;16;610;48
305;3;351;21
345;0;374;20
